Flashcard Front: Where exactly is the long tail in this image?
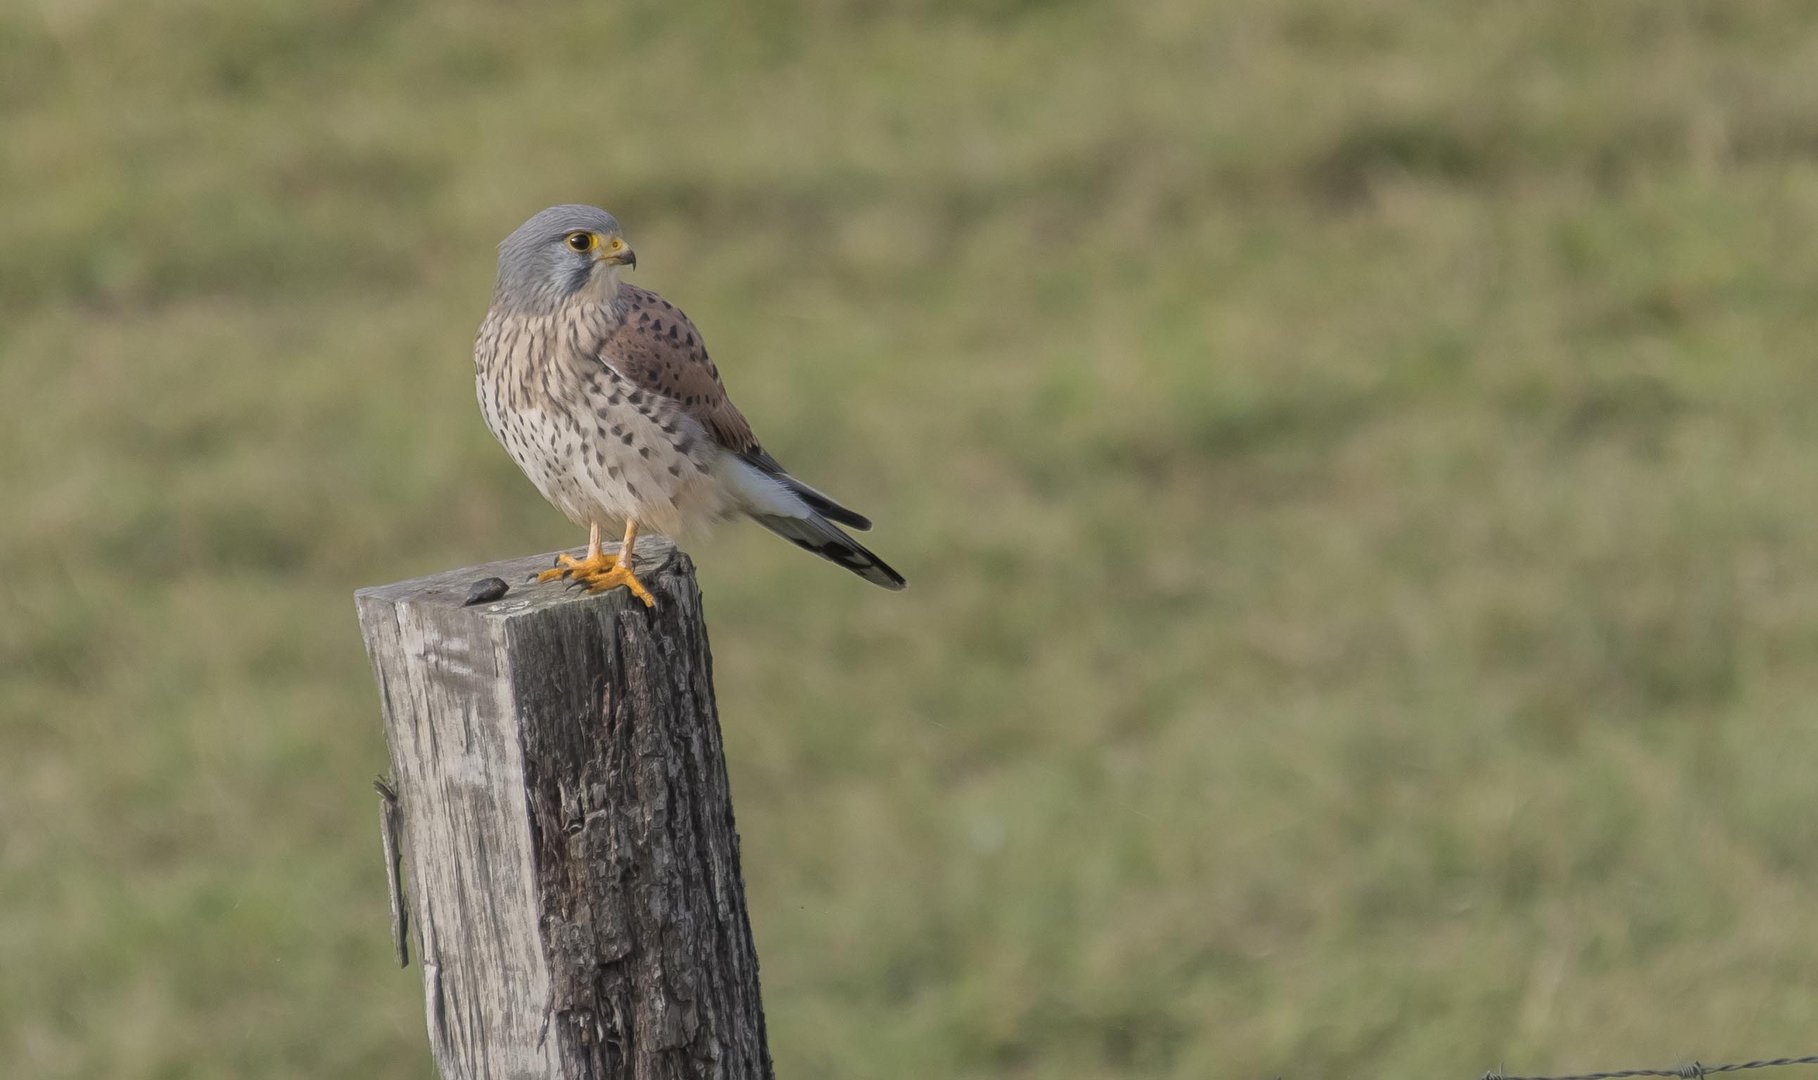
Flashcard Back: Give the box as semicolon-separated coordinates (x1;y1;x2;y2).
741;449;872;530
778;477;871;531
752;512;907;589
723;456;906;589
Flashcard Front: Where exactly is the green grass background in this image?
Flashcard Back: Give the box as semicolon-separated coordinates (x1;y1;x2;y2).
7;1;1818;1076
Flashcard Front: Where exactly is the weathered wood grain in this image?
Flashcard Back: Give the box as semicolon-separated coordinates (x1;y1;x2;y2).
356;542;773;1080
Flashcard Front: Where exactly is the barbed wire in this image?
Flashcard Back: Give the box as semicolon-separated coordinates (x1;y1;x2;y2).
1483;1054;1818;1080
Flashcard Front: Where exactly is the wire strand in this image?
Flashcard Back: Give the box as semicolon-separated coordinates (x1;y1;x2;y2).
1484;1054;1818;1080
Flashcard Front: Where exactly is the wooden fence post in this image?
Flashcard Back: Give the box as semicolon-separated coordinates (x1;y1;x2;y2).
355;541;774;1080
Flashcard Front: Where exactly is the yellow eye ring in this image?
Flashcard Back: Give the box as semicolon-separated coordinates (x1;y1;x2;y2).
564;232;597;253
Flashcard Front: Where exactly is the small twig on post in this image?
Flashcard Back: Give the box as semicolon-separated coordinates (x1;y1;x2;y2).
373;775;408;968
356;540;773;1080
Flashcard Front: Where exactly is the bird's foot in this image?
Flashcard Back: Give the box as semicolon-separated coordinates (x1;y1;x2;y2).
535;551;593;581
535;551;655;607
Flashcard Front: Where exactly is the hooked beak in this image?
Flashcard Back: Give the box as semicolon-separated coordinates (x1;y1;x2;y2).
601;245;636;270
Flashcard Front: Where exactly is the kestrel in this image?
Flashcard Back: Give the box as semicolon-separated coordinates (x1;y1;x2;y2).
475;204;906;605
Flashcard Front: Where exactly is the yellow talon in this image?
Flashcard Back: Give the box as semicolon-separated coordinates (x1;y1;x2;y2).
578;558;655;607
534;522;656;607
534;550;593;583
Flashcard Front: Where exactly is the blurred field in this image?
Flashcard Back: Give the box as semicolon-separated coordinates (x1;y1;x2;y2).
7;1;1818;1076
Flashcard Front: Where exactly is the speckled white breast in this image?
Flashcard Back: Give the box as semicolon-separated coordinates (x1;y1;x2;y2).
475;305;738;537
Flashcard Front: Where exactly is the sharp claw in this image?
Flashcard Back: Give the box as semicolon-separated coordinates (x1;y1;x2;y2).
532;547;653;605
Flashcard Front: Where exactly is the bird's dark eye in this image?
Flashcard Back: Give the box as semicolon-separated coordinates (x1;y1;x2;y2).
565;232;596;253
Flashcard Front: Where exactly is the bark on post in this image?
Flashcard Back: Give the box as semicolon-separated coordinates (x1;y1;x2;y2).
355;541;773;1080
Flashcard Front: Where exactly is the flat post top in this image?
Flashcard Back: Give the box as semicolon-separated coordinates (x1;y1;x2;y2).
354;538;681;619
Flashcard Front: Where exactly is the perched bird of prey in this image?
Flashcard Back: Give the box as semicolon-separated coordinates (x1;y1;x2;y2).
475;204;905;606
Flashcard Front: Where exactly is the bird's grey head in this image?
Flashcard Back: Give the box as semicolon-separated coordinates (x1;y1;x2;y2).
494;204;637;313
